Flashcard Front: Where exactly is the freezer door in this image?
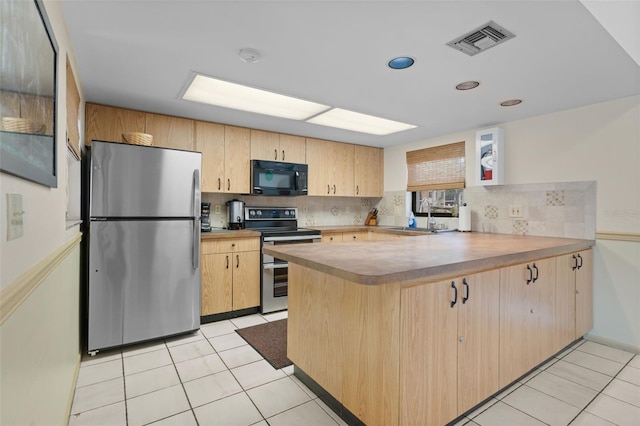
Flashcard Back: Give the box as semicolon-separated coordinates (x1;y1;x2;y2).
88;220;200;352
90;141;201;218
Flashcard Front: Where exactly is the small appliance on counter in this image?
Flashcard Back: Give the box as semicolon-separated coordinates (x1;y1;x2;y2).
226;199;245;229
201;202;211;232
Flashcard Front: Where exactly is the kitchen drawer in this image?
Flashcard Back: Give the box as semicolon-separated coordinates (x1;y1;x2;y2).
201;237;260;254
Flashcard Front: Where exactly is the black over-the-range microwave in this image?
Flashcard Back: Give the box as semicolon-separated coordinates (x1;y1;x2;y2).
250;160;308;196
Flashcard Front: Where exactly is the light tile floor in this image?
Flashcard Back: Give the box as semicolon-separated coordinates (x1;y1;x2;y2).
69;312;640;426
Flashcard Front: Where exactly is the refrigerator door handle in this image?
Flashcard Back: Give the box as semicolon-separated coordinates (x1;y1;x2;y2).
193;169;201;270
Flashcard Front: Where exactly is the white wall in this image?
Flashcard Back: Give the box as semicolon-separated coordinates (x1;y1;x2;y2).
0;1;83;289
0;1;85;424
384;96;640;350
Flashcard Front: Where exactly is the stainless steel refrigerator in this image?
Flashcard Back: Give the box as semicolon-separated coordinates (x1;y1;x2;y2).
87;141;201;354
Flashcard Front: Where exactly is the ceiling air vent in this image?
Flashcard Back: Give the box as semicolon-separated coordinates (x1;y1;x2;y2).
447;21;515;57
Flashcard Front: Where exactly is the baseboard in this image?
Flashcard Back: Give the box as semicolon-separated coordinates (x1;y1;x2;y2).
584;334;640;355
64;352;82;424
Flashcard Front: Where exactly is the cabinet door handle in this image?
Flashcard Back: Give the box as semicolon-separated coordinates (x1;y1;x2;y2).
356;185;359;195
327;184;330;195
352;235;357;240
462;278;469;304
333;184;336;194
274;149;278;160
236;254;239;268
532;263;539;283
226;255;229;269
218;177;221;191
577;254;583;269
282;150;285;161
227;179;231;191
526;264;533;285
451;281;458;308
572;254;578;271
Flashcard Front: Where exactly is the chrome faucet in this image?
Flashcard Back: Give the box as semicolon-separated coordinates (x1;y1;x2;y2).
420;198;438;231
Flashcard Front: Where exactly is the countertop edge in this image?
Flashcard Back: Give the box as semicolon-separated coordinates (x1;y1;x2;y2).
264;235;595;285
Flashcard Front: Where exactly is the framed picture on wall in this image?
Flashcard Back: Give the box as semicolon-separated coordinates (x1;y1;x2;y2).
0;0;58;187
475;127;504;186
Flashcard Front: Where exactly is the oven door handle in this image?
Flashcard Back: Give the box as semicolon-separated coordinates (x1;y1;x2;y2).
263;263;289;270
263;235;322;242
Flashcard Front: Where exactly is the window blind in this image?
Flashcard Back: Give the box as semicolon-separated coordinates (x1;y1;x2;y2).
406;141;466;191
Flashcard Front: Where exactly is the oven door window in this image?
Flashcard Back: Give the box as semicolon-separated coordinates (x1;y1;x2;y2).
272;261;288;298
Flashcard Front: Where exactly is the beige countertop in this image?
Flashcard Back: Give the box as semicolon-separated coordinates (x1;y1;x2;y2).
201;229;261;240
263;232;594;285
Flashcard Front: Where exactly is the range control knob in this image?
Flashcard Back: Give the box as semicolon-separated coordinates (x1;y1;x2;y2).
249;210;256;216
290;210;296;217
284;210;289;216
257;210;262;216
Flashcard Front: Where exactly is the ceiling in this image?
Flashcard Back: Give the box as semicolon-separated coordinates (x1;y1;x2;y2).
60;1;640;148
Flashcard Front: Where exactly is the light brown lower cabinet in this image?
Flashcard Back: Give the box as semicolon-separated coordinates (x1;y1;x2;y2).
287;250;593;426
499;257;557;387
201;238;260;315
400;270;500;425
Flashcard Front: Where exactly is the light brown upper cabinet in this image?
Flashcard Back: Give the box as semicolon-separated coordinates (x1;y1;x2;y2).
306;138;355;196
224;126;251;194
85;103;145;145
195;122;251;194
85;103;195;151
144;113;194;151
354;145;383;197
195;121;225;193
251;130;306;163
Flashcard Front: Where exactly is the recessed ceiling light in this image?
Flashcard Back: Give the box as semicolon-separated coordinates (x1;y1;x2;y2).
500;99;522;106
306;108;416;135
456;81;480;90
388;57;414;70
182;73;329;120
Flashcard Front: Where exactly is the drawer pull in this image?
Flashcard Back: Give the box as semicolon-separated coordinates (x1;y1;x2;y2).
532;263;539;283
462;278;469;304
526;264;533;285
577;254;583;269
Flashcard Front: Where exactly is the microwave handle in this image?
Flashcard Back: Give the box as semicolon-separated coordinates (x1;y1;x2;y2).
294;171;299;190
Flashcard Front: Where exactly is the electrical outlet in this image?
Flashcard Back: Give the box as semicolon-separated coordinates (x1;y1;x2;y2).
509;205;523;218
214;204;222;214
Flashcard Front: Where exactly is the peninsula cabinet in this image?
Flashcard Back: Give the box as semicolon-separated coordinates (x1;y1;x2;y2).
354;145;383;197
557;249;593;340
400;270;500;425
499;257;556;387
201;237;260;315
195;122;251;194
306;138;355;196
251;130;306;163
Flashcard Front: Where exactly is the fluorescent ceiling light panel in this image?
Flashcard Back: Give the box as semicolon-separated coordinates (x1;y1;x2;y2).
182;74;329;120
307;108;417;135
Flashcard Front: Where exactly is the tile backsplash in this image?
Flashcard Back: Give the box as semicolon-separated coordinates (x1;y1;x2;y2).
462;181;596;239
203;180;596;240
201;194;379;228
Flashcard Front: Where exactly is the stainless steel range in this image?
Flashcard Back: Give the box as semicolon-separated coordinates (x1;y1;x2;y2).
244;207;321;313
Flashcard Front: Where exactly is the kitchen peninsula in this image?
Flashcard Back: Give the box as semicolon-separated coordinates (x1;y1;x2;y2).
263;232;594;426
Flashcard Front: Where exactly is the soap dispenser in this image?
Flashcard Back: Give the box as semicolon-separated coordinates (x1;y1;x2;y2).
408;212;416;228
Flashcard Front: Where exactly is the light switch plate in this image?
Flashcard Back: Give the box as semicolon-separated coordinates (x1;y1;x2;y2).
7;193;24;240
